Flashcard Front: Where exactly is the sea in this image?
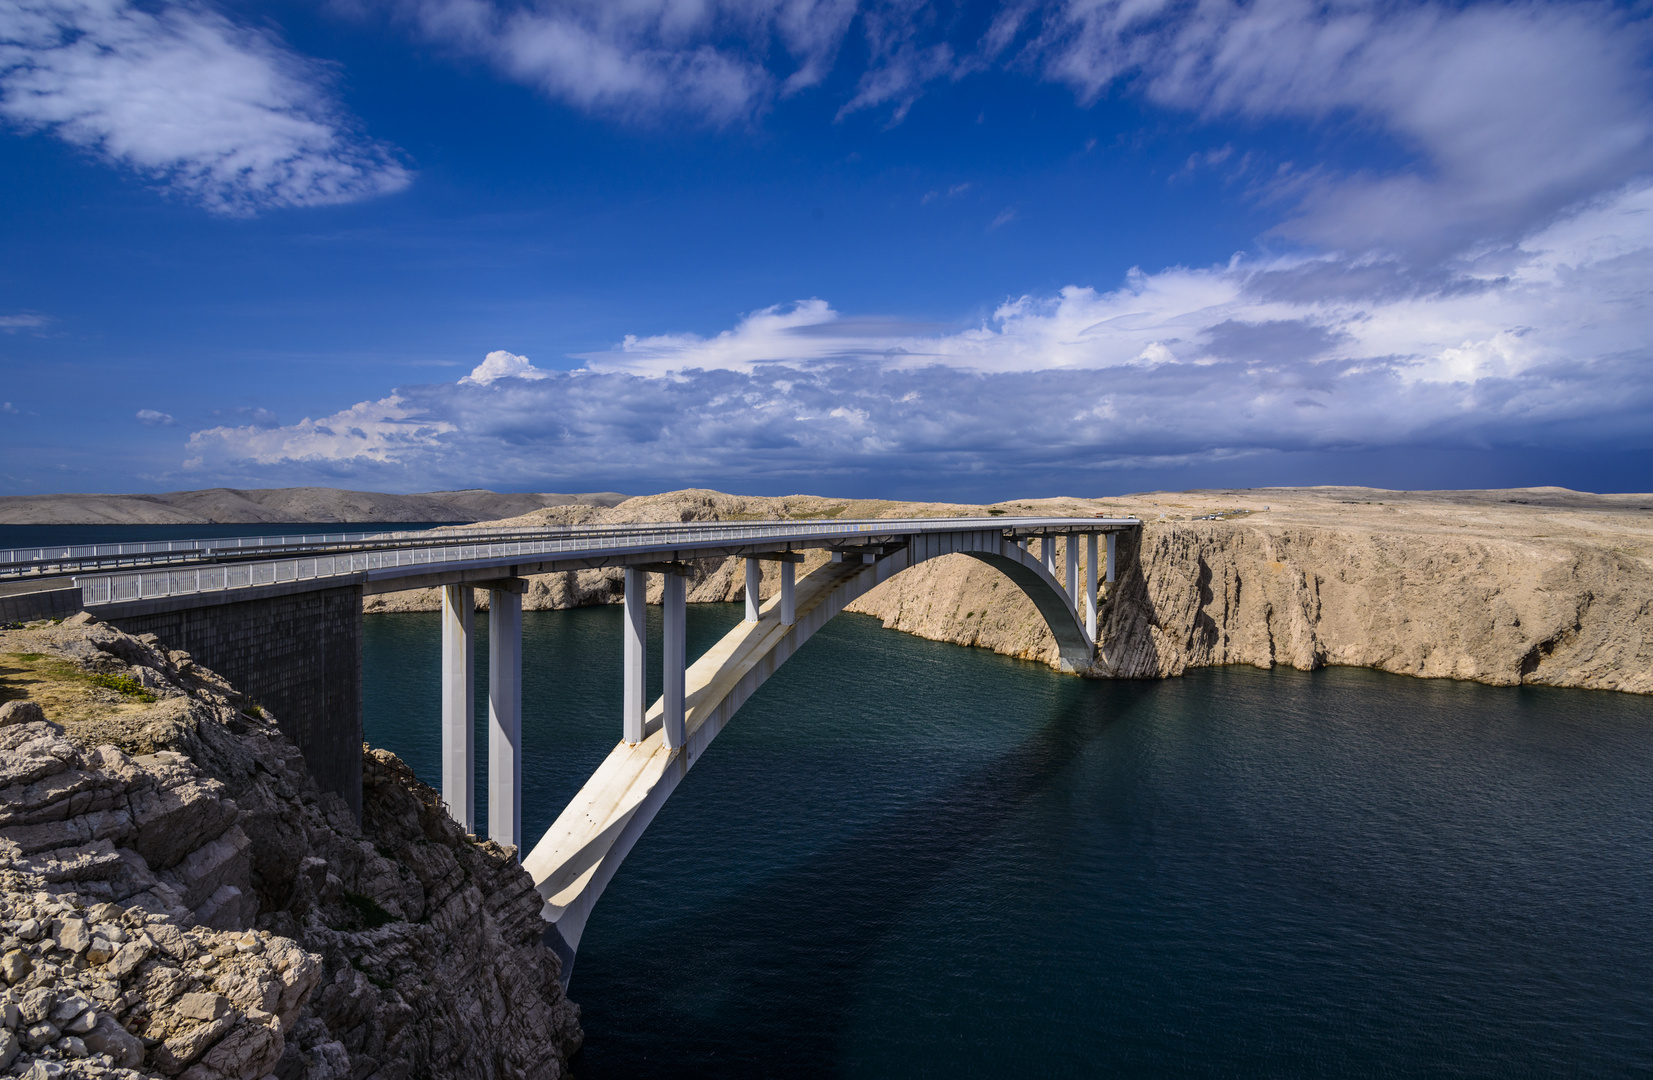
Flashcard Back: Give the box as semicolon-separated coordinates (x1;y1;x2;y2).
366;604;1653;1079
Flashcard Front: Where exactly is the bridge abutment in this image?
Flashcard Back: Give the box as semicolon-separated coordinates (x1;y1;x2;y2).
102;584;365;819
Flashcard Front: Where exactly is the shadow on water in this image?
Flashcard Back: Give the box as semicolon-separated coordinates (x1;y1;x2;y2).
571;675;1153;1077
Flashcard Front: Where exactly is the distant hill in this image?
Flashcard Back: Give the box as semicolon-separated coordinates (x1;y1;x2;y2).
0;487;630;525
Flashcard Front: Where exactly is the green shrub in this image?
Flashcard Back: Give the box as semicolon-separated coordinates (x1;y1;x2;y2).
90;673;156;703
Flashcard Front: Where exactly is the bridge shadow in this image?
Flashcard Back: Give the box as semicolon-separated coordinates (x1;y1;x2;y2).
569;675;1157;1078
1095;527;1167;678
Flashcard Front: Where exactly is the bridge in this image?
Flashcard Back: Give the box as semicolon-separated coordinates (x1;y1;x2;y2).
6;513;1139;977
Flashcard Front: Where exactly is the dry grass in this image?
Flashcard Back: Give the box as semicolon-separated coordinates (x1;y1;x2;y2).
0;645;152;727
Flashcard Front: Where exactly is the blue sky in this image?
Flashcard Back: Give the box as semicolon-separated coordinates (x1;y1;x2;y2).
2;0;1651;500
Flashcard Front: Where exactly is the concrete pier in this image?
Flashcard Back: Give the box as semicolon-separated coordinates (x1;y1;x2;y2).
780;560;796;626
1043;536;1058;576
663;572;686;749
441;584;475;833
623;568;647;745
488;582;523;850
1085;534;1099;642
744;558;761;622
1065;534;1079;607
1106;532;1117;583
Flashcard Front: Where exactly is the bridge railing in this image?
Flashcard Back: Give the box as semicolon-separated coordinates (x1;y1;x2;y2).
71;517;1138;607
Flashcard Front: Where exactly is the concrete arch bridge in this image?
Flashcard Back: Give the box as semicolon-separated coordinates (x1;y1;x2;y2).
45;514;1138;980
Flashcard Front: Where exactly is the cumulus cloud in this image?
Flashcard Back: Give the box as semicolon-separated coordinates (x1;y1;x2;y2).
183;181;1653;489
458;349;550;386
135;409;176;425
0;0;410;214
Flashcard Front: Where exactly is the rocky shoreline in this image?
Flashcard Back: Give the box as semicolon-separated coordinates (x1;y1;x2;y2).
0;617;581;1079
363;486;1653;696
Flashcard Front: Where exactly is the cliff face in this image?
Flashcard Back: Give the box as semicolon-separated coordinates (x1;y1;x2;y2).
848;521;1653;694
0;618;581;1080
366;486;1652;696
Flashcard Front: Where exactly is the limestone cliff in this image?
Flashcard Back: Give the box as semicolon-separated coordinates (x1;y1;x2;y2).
0;618;582;1079
364;485;1652;695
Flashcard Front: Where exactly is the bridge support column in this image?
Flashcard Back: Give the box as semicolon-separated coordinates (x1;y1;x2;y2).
1065;534;1079;609
441;585;475;833
780;560;796;626
623;568;647;745
488;583;523;851
663;572;686;749
1043;536;1057;576
744;558;761;622
1085;534;1099;643
1106;532;1117;583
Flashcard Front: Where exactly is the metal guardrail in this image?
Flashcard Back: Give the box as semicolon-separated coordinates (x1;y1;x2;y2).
69;517;1139;608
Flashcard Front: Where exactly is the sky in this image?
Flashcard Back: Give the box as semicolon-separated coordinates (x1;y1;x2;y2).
1;0;1651;501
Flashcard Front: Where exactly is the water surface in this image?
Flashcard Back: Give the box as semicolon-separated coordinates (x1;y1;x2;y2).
363;606;1653;1078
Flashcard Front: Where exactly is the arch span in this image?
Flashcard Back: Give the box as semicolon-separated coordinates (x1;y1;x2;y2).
522;530;1097;975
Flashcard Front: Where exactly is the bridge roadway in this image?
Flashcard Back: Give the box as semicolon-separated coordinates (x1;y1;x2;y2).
38;514;1139;980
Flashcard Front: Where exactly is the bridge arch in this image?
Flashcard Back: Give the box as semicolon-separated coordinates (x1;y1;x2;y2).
522;530;1099;976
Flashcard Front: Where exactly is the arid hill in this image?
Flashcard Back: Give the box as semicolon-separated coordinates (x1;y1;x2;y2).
363;485;1653;695
0;487;628;525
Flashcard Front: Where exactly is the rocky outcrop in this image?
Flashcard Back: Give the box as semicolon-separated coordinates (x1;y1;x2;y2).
0;619;582;1079
364;486;1652;695
850;521;1653;694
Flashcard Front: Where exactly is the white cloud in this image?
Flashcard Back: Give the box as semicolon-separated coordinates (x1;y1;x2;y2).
186;394;455;467
1;402;17;414
0;313;48;331
1024;0;1653;255
0;0;411;214
135;408;176;425
182;182;1653;489
458;349;550;386
397;0;860;123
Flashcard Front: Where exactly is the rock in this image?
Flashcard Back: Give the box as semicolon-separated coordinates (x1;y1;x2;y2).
18;988;53;1025
105;939;149;979
14;919;42;942
2;949;32;983
2;1002;19;1028
0;702;46;728
55;918;89;954
53;1034;87;1057
48;995;90;1025
20;1058;63;1079
0;1028;16;1071
82;1012;144;1068
175;993;230;1023
154;1011;237;1073
21;1021;58;1050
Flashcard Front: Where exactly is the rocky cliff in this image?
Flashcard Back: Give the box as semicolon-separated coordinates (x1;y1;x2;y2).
0;618;582;1079
365;486;1652;695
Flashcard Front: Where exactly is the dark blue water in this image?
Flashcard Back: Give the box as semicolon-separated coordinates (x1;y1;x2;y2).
363;606;1653;1079
0;522;461;550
